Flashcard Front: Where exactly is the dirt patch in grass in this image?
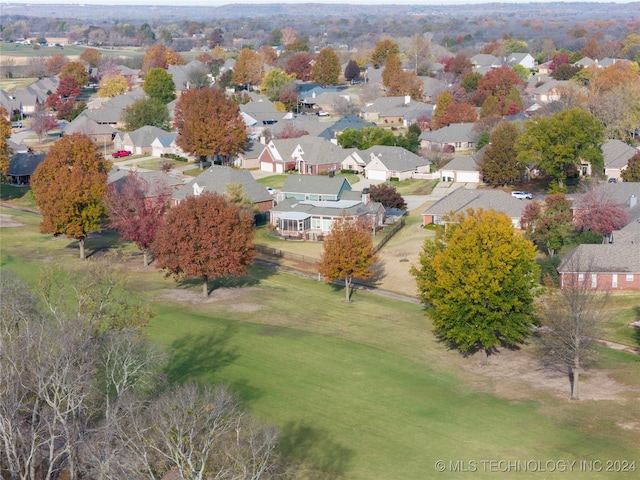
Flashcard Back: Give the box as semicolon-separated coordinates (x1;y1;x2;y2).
463;346;635;402
0;213;25;228
159;286;262;311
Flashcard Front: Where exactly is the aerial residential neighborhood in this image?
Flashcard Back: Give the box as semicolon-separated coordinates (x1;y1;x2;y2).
1;1;640;478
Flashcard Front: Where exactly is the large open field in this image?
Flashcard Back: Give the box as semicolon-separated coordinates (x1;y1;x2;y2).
2;203;640;479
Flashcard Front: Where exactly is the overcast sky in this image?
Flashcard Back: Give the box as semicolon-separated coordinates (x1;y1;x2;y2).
4;0;637;5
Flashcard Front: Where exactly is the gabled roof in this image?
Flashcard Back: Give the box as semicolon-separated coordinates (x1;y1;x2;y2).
126;126;173;147
574;57;596;68
602;139;637;169
270;115;331;138
116;65;141;76
172;165;272;203
419;123;476;143
108;168;184;196
64;115;118;135
471;54;500;66
239;98;284;124
101;89;146;110
422;187;527;220
152;134;178;147
441;154;478;172
317;114;376;141
531;79;568;94
282;174;352;196
8;152;46;176
361;145;431;171
271;195;382;218
295;137;351;166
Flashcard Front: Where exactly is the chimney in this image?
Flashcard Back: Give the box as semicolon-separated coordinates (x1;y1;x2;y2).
362;187;370;205
630;194;637;209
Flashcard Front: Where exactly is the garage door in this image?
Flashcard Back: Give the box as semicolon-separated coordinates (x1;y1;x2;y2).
260;161;273;172
367;169;387;181
455;171;480;183
276;163;284;174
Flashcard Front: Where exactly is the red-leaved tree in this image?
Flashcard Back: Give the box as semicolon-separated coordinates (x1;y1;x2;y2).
105;170;171;267
573;184;628;237
275;122;308;139
152;192;256;297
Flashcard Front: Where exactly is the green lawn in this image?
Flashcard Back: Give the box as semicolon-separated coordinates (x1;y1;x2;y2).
3;207;640;479
255;174;288;189
387;178;438;195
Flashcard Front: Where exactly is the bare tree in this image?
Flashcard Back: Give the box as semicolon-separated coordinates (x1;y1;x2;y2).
538;254;609;400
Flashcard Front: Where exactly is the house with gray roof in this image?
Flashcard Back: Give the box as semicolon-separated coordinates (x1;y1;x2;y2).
439;154;481;183
506;53;535;70
8;152;46;185
359;145;431;181
531;79;568;103
270;174;384;240
172;165;274;213
63;116;117;143
602;139;638;181
168;60;211;94
421;187;529;229
419;123;477;152
258;137;351;175
360;96;432;126
317;114;376;144
558;212;640;292
115;126;173;155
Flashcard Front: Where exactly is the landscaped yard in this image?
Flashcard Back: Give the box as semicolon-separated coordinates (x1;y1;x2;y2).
2;205;640;479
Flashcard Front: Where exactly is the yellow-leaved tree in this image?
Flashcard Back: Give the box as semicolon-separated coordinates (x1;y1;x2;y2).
412;209;539;361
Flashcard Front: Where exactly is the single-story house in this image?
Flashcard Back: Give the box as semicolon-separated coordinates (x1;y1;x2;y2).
360;96;431;126
270;175;384;240
419;123;477;152
558;221;640;291
7;152;47;185
439;154;481;183
531;80;568;104
171;165;274;213
421;187;529;229
234;141;266;170
360;145;431;181
258;137;350;175
63;116;118;146
115;126;173;155
602;139;638;181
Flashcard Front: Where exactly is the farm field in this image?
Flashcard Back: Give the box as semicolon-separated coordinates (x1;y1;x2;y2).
1;204;640;479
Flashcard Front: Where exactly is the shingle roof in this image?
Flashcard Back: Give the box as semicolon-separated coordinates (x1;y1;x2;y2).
8;152;46;176
64;116;118;135
172;165;272;203
602;139;637;169
282;174;351;196
442;154;478;172
419;123;476;143
422;187;527;220
317;114;376;141
361;145;430;171
126;126;173;147
271;196;382;218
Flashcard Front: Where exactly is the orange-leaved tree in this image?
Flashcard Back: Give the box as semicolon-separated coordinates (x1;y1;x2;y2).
31;133;110;259
319;215;376;302
173;87;247;166
151;192;256;297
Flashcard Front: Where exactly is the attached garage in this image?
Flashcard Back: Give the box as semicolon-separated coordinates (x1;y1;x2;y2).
366;169;388;181
439;155;480;183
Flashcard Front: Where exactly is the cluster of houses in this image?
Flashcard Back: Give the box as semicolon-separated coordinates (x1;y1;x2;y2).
3;52;640;290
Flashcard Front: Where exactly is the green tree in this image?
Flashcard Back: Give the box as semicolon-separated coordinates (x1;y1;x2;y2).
520;194;575;257
371;38;399;69
478;122;523;185
0;106;12;177
515;108;605;189
461;72;482;94
319;216;376;302
311;48;341;86
344;59;361;82
121;97;171;131
260;68;296;102
621;152;640;182
412;209;539;360
152;192;256;297
31;134;110;260
143;68;176;104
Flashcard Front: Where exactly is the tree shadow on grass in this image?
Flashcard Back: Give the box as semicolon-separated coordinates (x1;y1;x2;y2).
278;421;355;479
632;306;640;348
164;325;239;384
175;264;278;295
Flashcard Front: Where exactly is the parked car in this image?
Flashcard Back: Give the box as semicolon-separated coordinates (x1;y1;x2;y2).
608;178;617;183
316;111;330;117
266;187;276;196
111;150;132;158
511;191;533;200
12;121;23;128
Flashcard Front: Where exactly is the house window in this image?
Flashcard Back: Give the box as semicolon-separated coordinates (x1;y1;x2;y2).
612;274;618;288
591;274;597;288
578;273;584;282
626;274;634;282
455;142;462;149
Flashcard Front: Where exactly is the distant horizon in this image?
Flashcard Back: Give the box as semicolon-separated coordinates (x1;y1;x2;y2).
4;0;638;5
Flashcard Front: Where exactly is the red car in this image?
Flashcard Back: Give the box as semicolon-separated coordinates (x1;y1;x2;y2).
111;150;132;158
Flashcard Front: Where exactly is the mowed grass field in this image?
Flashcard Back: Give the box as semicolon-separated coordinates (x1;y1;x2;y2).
2;204;640;479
